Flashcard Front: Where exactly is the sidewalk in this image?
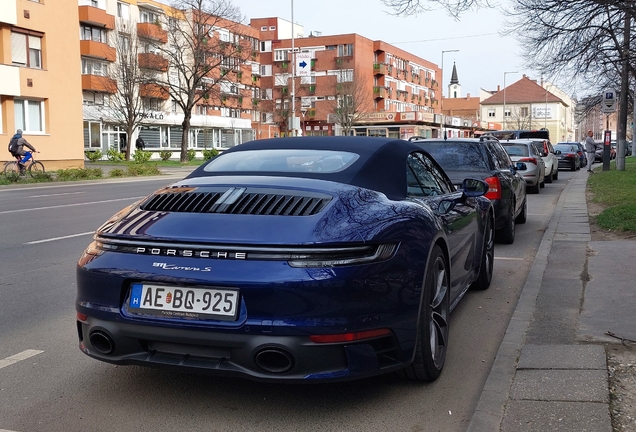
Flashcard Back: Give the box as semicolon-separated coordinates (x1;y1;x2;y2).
468;168;636;431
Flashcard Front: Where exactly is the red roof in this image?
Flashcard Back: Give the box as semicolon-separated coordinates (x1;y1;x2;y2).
481;76;564;105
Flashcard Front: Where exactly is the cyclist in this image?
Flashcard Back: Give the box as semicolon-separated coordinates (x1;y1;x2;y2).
8;129;36;173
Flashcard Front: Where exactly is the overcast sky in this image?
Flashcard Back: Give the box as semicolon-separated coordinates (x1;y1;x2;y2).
231;0;530;98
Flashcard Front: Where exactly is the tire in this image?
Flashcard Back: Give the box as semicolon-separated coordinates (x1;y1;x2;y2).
515;197;528;224
545;168;553;183
553;168;559;180
471;215;494;291
400;245;449;382
529;182;540;194
28;161;45;177
571;160;577;171
3;161;19;176
496;203;516;244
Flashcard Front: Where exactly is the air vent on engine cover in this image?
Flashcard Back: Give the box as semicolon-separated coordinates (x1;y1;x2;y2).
139;186;332;216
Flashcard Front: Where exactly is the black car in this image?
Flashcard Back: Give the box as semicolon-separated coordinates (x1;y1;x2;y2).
410;137;527;244
554;143;582;170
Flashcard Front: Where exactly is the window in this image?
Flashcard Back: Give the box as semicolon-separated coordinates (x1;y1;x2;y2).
337;44;354;57
521;107;529;117
14;99;44;133
261;26;267;31
504;108;511;117
81;25;107;43
336;69;353;83
82;58;108;76
142;98;163;111
269;26;276;30
140;9;159;24
406;153;452;197
11;32;42;69
116;2;129;19
274;50;288;61
83;91;105;105
488;109;495;118
118;34;130;51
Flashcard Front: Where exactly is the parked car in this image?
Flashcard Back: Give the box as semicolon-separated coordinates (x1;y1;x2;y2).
410;136;527;244
537;139;559;182
501;141;546;194
574;143;588;167
594;142;615;162
76;136;496;383
554;143;582;171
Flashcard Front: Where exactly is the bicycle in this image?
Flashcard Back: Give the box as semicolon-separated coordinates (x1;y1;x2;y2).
3;151;45;178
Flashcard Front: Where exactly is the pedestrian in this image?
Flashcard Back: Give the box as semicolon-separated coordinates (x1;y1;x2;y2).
136;136;145;151
585;130;596;172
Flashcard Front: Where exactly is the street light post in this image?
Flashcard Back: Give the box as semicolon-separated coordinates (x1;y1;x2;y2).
503;71;518;130
441;49;459;101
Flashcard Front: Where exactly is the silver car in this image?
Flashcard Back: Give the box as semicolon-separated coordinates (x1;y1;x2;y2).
501;141;546;194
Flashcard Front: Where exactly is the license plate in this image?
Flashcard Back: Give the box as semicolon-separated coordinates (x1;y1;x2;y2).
128;283;239;321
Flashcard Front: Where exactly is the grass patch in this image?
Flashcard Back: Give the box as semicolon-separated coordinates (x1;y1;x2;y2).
588;157;636;233
88;158;204;167
56;168;103;181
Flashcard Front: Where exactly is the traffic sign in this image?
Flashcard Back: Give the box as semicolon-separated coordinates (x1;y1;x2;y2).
296;52;311;77
602;89;617;113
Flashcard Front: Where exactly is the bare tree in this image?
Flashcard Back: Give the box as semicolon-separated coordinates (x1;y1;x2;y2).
105;24;146;161
329;68;373;136
151;0;252;162
382;0;496;19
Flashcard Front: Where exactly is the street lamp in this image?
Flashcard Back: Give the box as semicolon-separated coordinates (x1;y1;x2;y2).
503;71;518;130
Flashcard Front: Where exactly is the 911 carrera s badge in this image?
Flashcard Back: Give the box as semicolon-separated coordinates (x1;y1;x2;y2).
152;262;212;272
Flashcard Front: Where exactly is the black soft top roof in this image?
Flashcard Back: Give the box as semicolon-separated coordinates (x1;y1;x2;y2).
186;136;426;199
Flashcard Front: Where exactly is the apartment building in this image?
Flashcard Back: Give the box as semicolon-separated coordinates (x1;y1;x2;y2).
251;17;442;139
80;0;263;155
1;0;84;168
481;75;574;142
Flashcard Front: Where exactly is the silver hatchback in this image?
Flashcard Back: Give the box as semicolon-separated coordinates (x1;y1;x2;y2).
502;141;546;194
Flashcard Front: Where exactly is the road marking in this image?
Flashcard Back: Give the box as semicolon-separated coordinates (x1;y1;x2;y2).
0;349;43;370
494;257;525;261
0;196;144;215
29;191;86;198
25;232;94;245
0;429;21;432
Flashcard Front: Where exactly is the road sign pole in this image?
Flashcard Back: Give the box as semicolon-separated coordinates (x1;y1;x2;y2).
604;127;611;171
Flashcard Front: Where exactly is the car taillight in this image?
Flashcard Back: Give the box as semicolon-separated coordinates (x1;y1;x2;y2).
564;154;575;159
310;328;392;343
484;176;501;200
519;157;538;165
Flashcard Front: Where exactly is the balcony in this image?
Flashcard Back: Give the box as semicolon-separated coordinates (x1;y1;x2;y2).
373;86;386;98
137;22;168;44
307;108;316;118
78;5;115;29
80;40;116;62
82;75;117;93
373;63;386;75
140;83;170;99
138;52;168;71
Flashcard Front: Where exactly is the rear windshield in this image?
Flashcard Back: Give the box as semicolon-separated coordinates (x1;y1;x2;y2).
418;142;489;171
554;144;576;152
502;144;529;157
203;149;359;173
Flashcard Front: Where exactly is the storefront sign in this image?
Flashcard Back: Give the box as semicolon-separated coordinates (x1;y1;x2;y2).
141;111;165;120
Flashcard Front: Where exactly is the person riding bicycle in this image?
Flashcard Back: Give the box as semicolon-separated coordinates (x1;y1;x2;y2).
8;129;36;172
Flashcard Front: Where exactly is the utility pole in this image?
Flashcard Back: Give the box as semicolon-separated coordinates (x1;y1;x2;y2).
617;11;630;170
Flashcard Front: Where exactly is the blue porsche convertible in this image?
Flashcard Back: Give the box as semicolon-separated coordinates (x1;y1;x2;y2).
76;136;494;382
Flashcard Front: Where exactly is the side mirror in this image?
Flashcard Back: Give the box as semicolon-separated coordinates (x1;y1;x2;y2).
461;178;489;197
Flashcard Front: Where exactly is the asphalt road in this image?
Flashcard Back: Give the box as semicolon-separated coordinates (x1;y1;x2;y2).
0;170;576;432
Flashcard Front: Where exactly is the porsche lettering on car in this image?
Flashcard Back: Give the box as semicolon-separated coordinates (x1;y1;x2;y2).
76;136;495;382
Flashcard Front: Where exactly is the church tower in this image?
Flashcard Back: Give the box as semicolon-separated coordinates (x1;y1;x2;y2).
448;62;461;98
